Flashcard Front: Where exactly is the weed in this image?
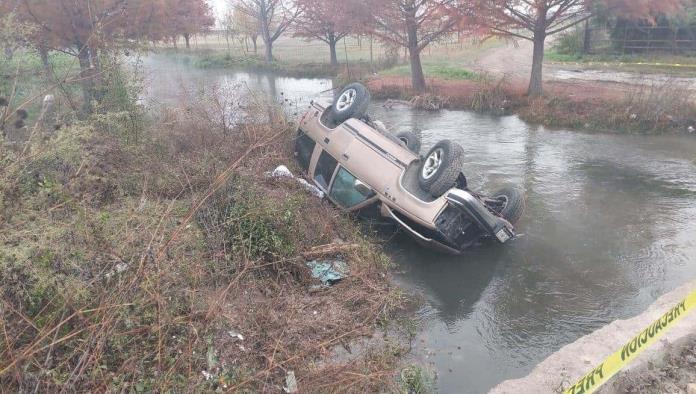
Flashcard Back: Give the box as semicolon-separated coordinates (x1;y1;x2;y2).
400;365;435;394
197;178;299;263
551;27;585;58
469;75;513;115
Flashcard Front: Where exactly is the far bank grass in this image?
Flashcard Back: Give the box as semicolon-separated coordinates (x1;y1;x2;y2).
545;50;696;76
367;76;696;134
381;63;481;81
192;51;341;78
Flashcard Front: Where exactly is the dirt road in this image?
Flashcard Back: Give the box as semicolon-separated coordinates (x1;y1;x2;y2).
470;39;696;95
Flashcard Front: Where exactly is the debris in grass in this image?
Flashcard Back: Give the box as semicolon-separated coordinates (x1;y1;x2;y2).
284;371;298;393
104;262;129;279
306;259;350;285
266;165;325;198
228;329;244;341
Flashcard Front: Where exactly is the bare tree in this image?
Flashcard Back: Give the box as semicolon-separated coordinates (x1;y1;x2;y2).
236;0;302;63
232;5;260;54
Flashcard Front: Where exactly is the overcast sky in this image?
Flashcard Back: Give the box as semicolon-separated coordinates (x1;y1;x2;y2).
208;0;229;24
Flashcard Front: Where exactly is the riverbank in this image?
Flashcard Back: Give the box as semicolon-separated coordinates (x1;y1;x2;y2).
0;85;427;391
492;280;696;394
546;50;696;77
367;75;696;134
191;51;351;79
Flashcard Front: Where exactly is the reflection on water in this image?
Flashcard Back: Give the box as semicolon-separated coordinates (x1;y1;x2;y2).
141;53;333;110
142;55;696;393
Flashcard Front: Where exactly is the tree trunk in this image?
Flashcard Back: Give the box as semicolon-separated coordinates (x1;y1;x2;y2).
184;33;191;49
369;35;374;72
252;36;258;54
406;12;426;92
259;1;274;63
409;47;426;93
88;45;103;102
328;33;338;68
264;41;273;63
76;44;95;114
528;33;546;97
38;46;51;78
583;19;591;54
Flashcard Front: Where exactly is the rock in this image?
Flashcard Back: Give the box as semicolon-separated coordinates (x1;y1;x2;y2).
687;383;696;394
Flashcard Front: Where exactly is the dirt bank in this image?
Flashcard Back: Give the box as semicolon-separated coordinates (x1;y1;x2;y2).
366;75;696;134
0;96;420;392
491;280;696;394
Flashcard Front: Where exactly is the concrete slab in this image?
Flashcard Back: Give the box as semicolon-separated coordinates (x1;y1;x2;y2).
491;280;696;394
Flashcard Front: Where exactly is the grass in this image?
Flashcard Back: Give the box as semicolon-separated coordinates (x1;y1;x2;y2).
545;50;696;76
189;51;347;78
381;63;481;80
0;50;78;111
368;70;696;134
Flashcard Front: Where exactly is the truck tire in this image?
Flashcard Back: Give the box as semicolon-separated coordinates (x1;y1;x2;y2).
329;83;371;124
395;131;421;154
491;187;525;225
418;140;465;197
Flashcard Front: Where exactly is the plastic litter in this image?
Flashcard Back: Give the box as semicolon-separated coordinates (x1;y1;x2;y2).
227;329;244;341
266;165;325;198
284;371;298;393
306;259;350;285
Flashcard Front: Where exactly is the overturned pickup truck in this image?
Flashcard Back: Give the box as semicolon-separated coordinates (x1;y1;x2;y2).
295;83;524;254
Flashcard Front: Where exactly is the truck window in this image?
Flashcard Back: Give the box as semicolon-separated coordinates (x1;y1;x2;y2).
314;150;338;190
294;130;316;172
330;167;375;208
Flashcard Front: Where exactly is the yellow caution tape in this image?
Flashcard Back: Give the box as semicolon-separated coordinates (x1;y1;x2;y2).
564;289;696;394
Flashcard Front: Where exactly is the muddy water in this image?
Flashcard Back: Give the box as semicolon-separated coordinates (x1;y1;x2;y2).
142;55;696;393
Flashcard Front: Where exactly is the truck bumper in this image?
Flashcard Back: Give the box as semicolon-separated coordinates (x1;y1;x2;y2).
445;189;515;244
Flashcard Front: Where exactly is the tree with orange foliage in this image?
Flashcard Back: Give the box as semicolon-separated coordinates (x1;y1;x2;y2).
606;0;689;21
12;0;212;112
168;0;215;49
473;0;595;97
372;0;463;93
293;0;370;67
474;0;690;97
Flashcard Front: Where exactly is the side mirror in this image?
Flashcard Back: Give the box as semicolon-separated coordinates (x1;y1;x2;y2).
354;179;372;197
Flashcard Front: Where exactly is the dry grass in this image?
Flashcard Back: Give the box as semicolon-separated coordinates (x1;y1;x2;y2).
368;74;518;116
0;83;411;392
368;74;696;134
517;79;696;133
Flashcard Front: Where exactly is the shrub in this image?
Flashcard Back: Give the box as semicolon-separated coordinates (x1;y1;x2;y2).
197;177;302;264
553;27;585;57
